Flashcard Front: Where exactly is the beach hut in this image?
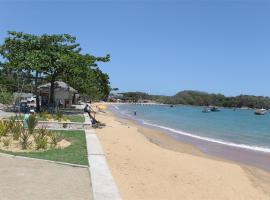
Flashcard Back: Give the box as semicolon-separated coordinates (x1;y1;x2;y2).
38;81;79;108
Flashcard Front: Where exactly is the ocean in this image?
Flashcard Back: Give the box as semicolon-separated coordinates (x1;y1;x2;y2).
111;104;270;153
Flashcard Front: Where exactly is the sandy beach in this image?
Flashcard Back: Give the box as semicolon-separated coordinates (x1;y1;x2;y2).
94;106;270;200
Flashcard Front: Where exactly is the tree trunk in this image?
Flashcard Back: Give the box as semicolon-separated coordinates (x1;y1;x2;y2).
34;71;40;112
49;76;56;106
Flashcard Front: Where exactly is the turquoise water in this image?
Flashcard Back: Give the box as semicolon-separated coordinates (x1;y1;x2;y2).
112;104;270;153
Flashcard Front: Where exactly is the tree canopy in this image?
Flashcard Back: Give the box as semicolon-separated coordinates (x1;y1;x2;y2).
0;31;111;107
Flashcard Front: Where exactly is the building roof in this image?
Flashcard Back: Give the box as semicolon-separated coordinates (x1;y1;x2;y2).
38;81;77;93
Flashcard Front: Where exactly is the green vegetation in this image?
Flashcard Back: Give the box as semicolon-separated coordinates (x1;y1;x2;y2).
0;90;13;105
121;90;270;109
12;122;22;140
19;129;31;149
66;115;85;123
38;112;67;121
0;115;85;157
48;132;62;148
0;115;88;167
34;127;49;150
0;31;112;111
37;112;83;122
12;113;85;123
0;120;9;137
0;130;88;165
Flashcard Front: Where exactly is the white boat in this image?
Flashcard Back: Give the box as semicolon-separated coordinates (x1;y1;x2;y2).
202;107;211;113
254;108;267;115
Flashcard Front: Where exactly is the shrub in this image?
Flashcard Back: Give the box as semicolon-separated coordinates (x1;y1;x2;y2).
0;120;9;137
12;122;22;140
38;111;50;121
55;110;63;121
7;118;16;132
19;130;31;150
48;132;62;147
27;115;38;135
34;136;48;150
37;127;48;138
34;127;49;150
0;91;13;105
2;137;11;147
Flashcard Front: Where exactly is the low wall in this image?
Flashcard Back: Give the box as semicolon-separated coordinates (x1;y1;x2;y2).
37;121;92;130
11;120;92;130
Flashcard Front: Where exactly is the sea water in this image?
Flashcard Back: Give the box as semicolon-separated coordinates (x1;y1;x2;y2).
111;104;270;153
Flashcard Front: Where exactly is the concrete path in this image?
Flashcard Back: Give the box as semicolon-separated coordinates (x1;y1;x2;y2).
85;120;122;200
0;110;15;119
0;155;93;200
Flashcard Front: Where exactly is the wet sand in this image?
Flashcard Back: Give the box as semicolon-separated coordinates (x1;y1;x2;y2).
95;108;270;200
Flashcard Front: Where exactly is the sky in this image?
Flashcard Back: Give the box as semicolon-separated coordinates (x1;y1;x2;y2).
1;0;270;97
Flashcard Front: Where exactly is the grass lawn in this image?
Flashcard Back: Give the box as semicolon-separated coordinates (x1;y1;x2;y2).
0;130;88;166
66;115;85;123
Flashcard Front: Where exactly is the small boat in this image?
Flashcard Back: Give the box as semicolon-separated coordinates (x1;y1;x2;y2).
210;106;220;112
202;107;211;113
169;105;175;108
254;108;267;115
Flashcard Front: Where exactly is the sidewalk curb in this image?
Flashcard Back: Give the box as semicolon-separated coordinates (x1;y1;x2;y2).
84;114;122;200
0;152;88;168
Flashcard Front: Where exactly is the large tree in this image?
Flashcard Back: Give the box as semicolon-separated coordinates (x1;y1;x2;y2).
0;31;111;109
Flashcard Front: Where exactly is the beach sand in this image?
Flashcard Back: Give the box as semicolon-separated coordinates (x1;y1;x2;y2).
94;108;270;200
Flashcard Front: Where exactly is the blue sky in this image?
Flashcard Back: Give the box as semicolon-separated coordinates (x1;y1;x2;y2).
1;0;270;96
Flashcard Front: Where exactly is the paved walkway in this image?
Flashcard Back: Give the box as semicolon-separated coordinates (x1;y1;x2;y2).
0;155;93;200
84;113;122;200
0;110;15;119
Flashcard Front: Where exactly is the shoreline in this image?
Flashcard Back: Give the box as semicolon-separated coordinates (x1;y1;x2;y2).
110;104;270;172
94;105;270;199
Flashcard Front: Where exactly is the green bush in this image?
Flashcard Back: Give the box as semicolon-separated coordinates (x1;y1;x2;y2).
48;132;62;147
55;110;63;121
0;121;9;137
34;127;49;150
37;127;48;138
34;136;48;150
12;122;22;140
19;130;31;150
0;91;13;105
27;115;38;135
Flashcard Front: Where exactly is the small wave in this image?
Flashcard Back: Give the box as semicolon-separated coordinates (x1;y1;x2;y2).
142;121;270;153
112;105;120;110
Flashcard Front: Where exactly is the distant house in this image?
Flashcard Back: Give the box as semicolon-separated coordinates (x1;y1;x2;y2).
13;92;35;105
38;81;79;108
108;93;124;102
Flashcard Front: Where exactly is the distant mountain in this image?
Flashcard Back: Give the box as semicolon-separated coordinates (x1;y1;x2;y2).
120;90;270;109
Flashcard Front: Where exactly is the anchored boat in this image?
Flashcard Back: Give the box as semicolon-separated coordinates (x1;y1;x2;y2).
202;107;211;113
254;108;267;115
210;106;221;112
